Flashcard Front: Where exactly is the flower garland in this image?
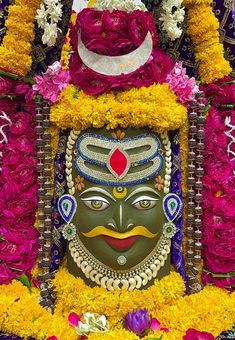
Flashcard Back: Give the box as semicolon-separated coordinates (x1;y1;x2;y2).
0;81;39;284
92;0;147;12
202;78;235;289
0;0;42;75
50;83;187;131
159;0;185;41
183;0;232;84
36;0;63;47
69;8;173;95
0;268;235;340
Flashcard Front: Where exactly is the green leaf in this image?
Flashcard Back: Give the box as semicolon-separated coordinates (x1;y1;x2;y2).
15;274;31;292
144;337;163;340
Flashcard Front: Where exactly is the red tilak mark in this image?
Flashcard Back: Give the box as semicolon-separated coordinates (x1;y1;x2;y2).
109;148;128;177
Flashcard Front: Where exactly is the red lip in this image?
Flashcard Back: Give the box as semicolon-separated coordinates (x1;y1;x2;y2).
101;235;140;251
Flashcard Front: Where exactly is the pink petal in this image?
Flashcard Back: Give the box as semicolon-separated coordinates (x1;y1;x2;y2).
150;318;161;331
46;337;59;340
161;327;170;333
68;312;81;327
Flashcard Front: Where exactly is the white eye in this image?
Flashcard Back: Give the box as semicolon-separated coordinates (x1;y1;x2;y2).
81;196;110;211
131;196;158;210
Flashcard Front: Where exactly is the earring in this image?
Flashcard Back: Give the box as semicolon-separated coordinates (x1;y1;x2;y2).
162;193;182;239
58;194;77;240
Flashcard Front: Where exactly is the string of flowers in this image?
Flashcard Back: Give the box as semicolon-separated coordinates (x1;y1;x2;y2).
159;0;185;41
0;80;39;284
202;78;235;289
36;0;63;47
50;83;187;131
0;0;42;75
0;267;235;340
183;0;232;84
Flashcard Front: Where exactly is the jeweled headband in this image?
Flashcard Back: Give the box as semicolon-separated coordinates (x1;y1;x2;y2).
74;133;164;186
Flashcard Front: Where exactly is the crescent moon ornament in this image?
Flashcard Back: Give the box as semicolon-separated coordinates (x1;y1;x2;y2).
77;31;153;76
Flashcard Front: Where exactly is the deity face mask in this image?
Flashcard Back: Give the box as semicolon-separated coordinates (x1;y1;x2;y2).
58;127;182;290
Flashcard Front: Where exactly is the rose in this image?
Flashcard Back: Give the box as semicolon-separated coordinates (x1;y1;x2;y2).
205;241;235;273
202;272;235;289
128;10;158;47
77;8;103;35
0;76;14;94
183;329;214;340
151;48;174;83
0;263;14;284
8;134;35;153
10;112;32;135
15;83;31;95
2;163;37;191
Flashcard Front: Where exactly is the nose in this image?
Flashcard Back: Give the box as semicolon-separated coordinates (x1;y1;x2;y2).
110;203;134;232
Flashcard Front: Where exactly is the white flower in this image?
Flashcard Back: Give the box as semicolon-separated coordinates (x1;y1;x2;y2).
36;5;47;29
42;22;61;47
36;0;63;47
76;313;109;335
160;0;185;41
93;0;147;12
49;3;63;23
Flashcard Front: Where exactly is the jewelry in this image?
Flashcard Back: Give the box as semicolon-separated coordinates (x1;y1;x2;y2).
163;193;182;222
58;194;77;240
74;132;163;186
117;256;127;266
68;228;176;291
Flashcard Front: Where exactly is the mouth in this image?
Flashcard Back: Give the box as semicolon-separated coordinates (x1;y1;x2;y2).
101;235;140;251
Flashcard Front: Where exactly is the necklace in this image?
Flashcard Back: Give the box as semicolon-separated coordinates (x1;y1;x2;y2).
69;234;171;291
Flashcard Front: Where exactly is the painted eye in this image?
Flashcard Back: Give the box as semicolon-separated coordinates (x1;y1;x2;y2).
132;196;158;210
81;196;110;211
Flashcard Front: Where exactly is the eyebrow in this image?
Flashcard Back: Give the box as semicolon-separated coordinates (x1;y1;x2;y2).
125;187;160;201
79;187;116;202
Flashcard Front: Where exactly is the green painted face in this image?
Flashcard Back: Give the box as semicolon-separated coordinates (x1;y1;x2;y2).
66;127;171;286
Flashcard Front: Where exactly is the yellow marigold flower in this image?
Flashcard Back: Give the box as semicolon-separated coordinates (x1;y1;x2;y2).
0;0;42;75
50;84;187;133
184;2;232;83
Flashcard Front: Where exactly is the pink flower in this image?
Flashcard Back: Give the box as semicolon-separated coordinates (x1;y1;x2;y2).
33;62;70;103
46;337;59;340
183;328;214;340
150;318;160;331
68;312;81;327
166;61;198;104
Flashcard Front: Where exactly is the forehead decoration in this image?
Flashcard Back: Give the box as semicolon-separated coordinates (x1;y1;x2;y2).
77;31;153;76
74;132;164;186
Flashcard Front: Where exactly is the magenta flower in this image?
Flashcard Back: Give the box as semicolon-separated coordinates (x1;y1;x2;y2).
46;337;59;340
183;328;214;340
150;318;160;331
33;61;70;103
68;312;81;327
124;309;151;337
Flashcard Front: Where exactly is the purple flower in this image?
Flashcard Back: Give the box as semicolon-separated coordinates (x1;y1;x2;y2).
124;309;151;337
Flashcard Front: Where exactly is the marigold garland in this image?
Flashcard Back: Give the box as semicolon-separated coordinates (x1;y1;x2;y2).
50;84;187;132
0;0;42;75
184;1;232;84
0;268;235;339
